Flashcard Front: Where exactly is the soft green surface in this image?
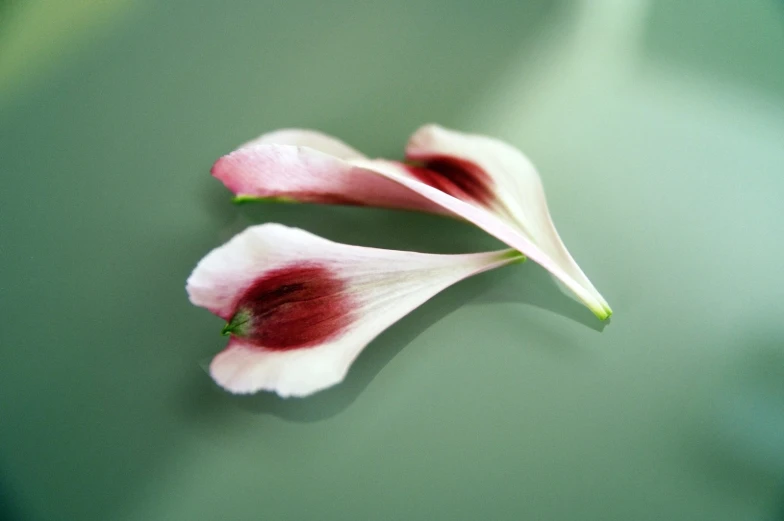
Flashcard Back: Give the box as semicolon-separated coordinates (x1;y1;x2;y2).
1;1;783;520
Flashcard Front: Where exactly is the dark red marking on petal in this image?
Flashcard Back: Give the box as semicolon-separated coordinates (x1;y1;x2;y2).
403;155;496;207
232;263;353;350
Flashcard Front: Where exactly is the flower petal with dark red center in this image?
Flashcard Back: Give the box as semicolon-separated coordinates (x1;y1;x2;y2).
186;224;523;397
406;125;611;318
213;138;447;214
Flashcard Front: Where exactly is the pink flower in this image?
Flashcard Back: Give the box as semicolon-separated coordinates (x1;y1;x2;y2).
187;224;523;397
213;125;611;319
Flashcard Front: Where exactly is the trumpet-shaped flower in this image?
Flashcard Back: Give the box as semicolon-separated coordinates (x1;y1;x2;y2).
187;223;523;397
213;125;611;319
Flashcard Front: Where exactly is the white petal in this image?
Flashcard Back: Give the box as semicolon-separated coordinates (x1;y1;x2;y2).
186;223;522;397
406;124;611;317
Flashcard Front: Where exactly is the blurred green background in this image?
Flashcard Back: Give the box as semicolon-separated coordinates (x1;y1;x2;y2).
1;1;783;520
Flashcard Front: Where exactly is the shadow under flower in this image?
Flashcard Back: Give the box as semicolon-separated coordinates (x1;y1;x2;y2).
472;260;609;333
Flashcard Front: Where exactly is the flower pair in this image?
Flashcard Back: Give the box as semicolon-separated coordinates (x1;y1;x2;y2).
187;125;611;397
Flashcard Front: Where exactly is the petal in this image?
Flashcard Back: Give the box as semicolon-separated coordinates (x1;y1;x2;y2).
186;223;522;397
406;124;611;317
241;128;367;161
212;142;447;213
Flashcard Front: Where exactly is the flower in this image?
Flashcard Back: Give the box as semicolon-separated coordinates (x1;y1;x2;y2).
212;125;611;319
187;223;524;397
